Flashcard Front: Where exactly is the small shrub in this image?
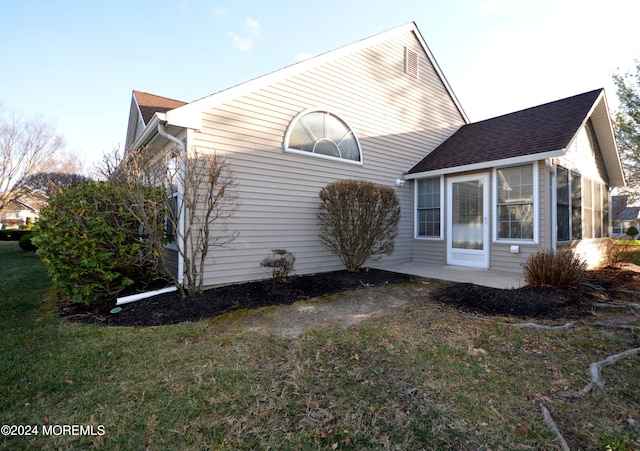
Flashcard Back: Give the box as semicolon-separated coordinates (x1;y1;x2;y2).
522;249;587;289
261;249;296;283
18;233;37;252
626;226;638;239
318;180;400;272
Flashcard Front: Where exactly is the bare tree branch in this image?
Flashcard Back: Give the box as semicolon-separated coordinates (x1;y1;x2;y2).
0;108;65;211
116;145;238;298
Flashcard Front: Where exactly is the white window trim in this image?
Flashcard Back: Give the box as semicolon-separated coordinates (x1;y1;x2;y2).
414;175;444;240
492;163;539;244
580;175;608;240
283;108;363;165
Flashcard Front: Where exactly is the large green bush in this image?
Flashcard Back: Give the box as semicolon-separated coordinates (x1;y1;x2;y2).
318;180;400;272
33;182;166;305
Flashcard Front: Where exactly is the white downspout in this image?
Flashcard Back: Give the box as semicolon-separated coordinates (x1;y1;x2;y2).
158;123;186;286
546;158;557;252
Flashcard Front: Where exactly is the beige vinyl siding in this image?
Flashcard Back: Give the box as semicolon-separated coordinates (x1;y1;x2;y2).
557;124;608;185
557;240;609;268
411;176;447;266
187;31;465;287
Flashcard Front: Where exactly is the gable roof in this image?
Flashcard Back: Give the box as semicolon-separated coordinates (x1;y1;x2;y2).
134;90;187;124
125;91;187;148
617;206;640;221
3;192;48;213
407;89;599;172
129;22;468;149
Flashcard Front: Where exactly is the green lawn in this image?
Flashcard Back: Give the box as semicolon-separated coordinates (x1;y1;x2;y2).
0;241;638;449
614;239;640;247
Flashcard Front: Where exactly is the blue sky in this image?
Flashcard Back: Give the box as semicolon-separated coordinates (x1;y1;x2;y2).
2;0;639;168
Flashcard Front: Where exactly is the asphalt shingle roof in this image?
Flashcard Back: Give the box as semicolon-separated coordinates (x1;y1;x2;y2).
134;90;187;125
408;89;603;174
618;207;640;221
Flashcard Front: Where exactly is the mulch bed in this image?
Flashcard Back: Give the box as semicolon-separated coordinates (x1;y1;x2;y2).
62;268;415;327
431;284;595;319
61;265;640;327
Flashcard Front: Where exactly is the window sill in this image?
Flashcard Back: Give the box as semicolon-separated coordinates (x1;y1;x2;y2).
414;236;444;241
284;148;364;165
493;239;537;245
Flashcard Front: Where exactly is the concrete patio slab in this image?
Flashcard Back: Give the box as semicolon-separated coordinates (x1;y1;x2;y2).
374;261;525;289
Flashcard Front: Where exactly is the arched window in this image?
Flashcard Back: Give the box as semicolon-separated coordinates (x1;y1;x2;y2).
284;110;362;163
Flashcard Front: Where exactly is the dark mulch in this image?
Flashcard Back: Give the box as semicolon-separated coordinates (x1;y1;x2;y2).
61;265;638;327
62;268;415;327
431;284;596;320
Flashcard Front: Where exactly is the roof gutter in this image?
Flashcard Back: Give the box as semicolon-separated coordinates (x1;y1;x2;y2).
404;149;566;180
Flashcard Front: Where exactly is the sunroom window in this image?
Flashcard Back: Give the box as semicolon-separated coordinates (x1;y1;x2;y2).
556;166;609;241
284;110;362;163
496;164;534;240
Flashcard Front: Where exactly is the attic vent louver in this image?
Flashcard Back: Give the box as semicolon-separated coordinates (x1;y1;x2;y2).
405;47;419;78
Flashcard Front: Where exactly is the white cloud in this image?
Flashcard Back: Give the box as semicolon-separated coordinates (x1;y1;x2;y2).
244;17;261;35
227;17;262;53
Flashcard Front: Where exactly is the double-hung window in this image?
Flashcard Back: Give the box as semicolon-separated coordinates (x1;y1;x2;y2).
496;164;535;240
416;177;442;238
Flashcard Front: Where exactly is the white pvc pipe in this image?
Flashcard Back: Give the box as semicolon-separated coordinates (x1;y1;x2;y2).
116;286;178;305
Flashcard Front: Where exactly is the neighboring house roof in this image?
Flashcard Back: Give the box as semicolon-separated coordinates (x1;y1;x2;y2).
128;22;468;150
3;192;48;213
612;195;628;212
406;89;625;186
0;194;46;222
617;207;640;221
1;199;37;213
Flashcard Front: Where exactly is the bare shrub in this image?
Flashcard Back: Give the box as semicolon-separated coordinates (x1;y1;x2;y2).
318;180;400;272
260;249;296;283
115;145;238;298
522;249;587;289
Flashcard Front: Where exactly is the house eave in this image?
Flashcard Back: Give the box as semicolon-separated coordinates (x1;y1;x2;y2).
404;149;565;179
593;91;626;187
129;113;163;150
